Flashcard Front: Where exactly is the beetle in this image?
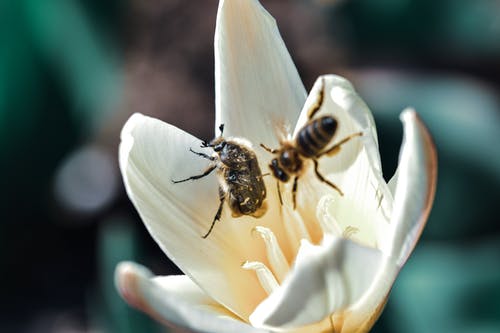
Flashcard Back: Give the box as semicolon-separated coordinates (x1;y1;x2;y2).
173;125;267;238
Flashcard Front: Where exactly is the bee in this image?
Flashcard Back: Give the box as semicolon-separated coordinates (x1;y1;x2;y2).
261;78;362;209
172;125;267;238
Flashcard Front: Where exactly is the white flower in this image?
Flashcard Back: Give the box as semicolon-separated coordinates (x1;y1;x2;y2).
114;0;437;332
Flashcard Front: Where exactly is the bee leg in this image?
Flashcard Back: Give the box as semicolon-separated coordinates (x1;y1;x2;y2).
307;77;325;120
276;181;283;206
313;159;344;196
292;176;299;209
319;132;363;157
171;164;217;183
260;143;278;154
189;148;216;161
202;188;225;239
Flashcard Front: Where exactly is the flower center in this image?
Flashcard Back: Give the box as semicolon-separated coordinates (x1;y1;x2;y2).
240;195;343;297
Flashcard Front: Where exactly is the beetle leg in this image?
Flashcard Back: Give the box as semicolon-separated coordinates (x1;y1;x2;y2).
171;164;217;183
202;187;225;239
189;148;216;161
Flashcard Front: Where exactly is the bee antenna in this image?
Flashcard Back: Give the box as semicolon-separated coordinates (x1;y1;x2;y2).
218;124;225;135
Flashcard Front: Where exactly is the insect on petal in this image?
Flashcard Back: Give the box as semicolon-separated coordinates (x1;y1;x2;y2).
120;113;272;320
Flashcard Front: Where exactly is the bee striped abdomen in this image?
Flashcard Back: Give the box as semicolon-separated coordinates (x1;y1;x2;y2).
297;116;337;157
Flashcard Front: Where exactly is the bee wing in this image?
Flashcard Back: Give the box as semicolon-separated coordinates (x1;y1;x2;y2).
273;119;293;144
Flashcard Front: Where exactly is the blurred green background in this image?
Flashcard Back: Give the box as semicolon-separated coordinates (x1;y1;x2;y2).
1;0;499;332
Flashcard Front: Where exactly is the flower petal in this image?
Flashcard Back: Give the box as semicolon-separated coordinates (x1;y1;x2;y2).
120;113;276;320
115;262;267;333
384;109;438;265
322;148;393;249
249;235;384;329
215;0;306;147
337;259;398;333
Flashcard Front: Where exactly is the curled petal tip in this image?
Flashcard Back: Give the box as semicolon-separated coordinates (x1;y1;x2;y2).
120;113;146;140
389;109;437;266
114;262;152;311
400;107;416;120
402;108;438;215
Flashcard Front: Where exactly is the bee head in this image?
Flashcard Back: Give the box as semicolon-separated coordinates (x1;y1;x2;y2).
279;148;302;173
270;158;290;182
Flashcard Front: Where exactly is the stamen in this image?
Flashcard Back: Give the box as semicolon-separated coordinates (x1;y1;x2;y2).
342;226;359;239
316;195;343;236
242;261;279;295
253;226;290;282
